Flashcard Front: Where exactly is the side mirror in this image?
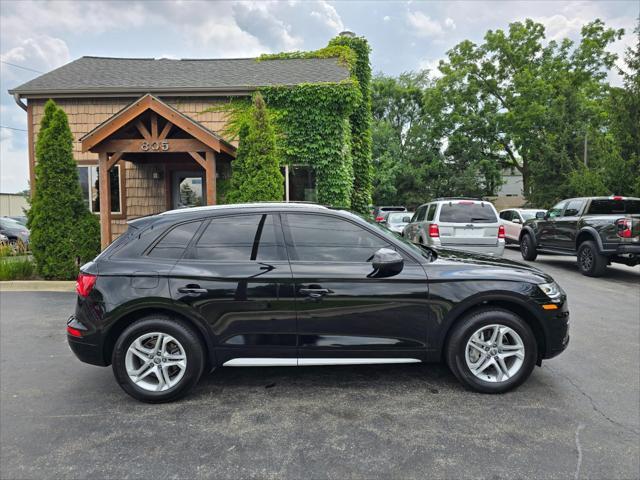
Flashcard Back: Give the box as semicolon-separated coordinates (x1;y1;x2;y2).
536;211;546;219
370;248;404;277
512;218;522;224
402;216;411;223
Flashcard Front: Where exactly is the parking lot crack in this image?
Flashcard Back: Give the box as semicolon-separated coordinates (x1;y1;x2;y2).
545;365;639;436
574;423;585;480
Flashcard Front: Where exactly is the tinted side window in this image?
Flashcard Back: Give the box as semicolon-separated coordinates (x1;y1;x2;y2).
563;200;585;217
426;205;436;221
415;206;427;222
148;221;202;259
193;214;284;261
547;201;566;218
499;210;512;221
285;214;389;262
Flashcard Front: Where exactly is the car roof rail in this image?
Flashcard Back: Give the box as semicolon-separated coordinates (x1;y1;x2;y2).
433;197;483;201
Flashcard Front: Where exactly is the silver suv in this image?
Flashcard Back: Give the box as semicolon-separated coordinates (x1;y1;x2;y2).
403;198;505;256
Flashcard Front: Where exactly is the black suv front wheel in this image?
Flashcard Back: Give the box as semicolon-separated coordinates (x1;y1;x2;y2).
112;315;205;403
446;308;537;394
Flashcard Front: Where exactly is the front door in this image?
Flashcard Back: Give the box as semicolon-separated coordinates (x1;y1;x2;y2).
541;201;567;248
168;213;297;365
554;199;585;251
172;171;205;209
282;212;429;363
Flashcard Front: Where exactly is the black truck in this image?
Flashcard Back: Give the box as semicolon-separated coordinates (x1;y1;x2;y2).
519;196;640;276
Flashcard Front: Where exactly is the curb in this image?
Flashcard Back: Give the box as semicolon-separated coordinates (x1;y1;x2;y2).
0;281;76;292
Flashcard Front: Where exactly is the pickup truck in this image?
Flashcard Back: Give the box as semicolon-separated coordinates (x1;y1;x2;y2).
519;196;640;276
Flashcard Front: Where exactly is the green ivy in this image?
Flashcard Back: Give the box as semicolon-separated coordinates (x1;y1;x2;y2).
218;35;373;210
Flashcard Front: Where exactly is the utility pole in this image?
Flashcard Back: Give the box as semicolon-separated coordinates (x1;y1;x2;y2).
583;129;588;167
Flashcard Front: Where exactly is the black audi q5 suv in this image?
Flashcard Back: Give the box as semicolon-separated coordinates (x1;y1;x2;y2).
68;203;569;402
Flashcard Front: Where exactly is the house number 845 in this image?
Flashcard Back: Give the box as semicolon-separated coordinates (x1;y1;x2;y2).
141;140;169;151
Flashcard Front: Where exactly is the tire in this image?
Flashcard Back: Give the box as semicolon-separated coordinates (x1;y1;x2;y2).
577;241;607;277
112;315;205;403
520;233;537;261
445;308;537;394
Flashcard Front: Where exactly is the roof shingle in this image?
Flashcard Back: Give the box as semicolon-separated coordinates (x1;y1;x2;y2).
9;56;350;96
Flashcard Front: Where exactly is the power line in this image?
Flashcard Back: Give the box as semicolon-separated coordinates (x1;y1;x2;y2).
0;60;44;74
0;125;28;132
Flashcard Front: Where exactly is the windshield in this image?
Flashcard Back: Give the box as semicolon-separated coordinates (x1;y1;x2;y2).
521;211;545;221
386;212;411;224
0;218;23;229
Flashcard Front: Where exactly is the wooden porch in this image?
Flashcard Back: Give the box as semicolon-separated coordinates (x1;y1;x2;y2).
80;94;235;248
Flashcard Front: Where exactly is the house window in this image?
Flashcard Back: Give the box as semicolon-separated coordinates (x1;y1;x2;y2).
77;165;121;214
283;165;316;202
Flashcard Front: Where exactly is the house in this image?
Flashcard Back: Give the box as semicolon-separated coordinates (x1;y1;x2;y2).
9;54;351;247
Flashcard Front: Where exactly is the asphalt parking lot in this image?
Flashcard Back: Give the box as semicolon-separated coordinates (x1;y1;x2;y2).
1;249;638;479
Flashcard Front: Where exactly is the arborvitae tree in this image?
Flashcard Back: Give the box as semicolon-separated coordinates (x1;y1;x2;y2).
28;100;100;279
227;92;283;202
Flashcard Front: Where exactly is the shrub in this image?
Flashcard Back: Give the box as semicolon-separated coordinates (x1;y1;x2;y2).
227;92;283;203
28;100;99;279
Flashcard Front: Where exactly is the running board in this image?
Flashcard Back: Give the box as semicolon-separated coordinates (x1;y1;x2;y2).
223;358;422;367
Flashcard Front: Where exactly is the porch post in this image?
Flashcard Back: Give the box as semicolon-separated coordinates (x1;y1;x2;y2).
205;150;216;205
98;152;112;249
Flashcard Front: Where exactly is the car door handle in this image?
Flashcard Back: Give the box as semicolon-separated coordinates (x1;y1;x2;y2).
299;288;331;298
178;285;208;295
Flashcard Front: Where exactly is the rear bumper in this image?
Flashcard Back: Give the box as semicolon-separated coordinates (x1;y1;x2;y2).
66;315;107;366
616;244;640;254
436;243;505;257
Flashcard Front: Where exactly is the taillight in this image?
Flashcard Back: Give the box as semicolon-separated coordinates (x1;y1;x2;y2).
428;224;440;237
66;326;83;337
76;272;97;297
612;196;624;200
616;218;633;238
375;216;385;222
498;225;506;239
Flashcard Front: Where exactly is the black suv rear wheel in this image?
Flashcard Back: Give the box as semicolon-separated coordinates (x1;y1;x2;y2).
446;308;537;394
112;315;205;403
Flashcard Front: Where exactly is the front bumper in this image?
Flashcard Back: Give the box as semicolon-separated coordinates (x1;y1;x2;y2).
540;301;570;359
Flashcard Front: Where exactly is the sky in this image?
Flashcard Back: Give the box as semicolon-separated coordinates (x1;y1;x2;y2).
0;0;637;193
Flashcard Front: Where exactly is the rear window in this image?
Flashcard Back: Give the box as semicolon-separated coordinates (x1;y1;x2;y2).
587;199;640;215
438;203;497;224
148;221;202;259
381;207;406;212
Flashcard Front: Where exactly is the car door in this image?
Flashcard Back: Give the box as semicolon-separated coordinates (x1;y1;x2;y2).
553;199;585;251
538;201;566;248
282;212;430;363
406;205;426;242
168;213;297;365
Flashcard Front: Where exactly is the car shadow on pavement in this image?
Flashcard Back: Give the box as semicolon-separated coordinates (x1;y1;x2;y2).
532;255;640;282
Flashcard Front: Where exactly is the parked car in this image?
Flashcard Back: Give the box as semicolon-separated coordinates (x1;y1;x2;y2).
404;198;505;257
372;206;406;222
8;216;27;226
520;196;640;276
0;217;30;248
0;233;8;244
499;209;547;244
382;211;414;235
68;202;569;402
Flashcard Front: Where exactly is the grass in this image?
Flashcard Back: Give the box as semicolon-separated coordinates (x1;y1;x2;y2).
0;256;35;281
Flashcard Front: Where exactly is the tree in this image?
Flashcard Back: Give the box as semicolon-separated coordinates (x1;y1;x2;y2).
28;100;100;279
435;19;623;206
227;92;284;203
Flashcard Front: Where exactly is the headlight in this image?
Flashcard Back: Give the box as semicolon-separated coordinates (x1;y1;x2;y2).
538;282;562;303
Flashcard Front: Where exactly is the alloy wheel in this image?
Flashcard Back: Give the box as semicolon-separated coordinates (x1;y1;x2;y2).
465;324;525;383
125;332;187;392
580;247;593;271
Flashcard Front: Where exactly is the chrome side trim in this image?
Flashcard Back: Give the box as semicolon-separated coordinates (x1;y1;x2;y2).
298;358;421;366
223;358;297;367
222;358;422;367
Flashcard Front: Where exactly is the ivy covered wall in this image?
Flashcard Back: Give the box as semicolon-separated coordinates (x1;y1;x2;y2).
222;35;373;211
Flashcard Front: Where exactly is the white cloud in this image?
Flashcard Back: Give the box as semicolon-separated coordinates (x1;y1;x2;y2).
535;14;585;41
418;57;444;77
383;15;391;22
0;126;29;193
444;17;456;30
192;21;267;57
407;11;444;37
310;1;344;33
1;36;70;81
